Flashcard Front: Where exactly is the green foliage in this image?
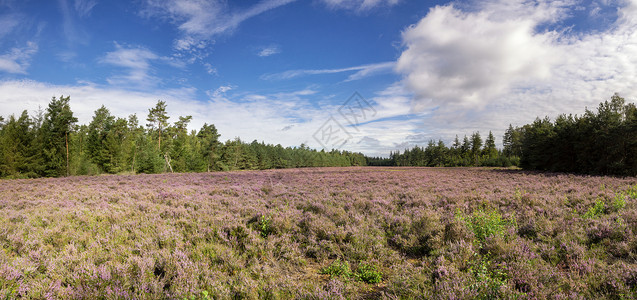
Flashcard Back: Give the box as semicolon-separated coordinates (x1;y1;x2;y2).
136;137;164;174
184;290;212;300
384;131;517;168
40;95;78;177
1;101;367;178
320;259;352;278
468;256;511;300
319;260;383;284
257;215;272;238
147;100;170;151
354;262;383;284
515;94;637;176
584;199;606;219
625;184;637;199
459;209;514;246
611;193;627;212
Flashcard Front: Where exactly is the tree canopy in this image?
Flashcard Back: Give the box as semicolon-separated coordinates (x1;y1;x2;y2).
0;97;367;178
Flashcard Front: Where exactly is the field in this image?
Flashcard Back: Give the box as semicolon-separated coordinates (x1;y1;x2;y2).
1;167;637;299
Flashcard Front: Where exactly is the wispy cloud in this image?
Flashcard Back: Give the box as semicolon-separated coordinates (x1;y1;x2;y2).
74;0;97;18
261;61;395;81
0;42;38;74
258;45;281;57
99;43;184;88
142;0;296;55
58;0;89;45
203;63;217;75
0;13;20;38
321;0;400;11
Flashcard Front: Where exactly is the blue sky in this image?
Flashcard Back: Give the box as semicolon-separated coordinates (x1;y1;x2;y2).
1;0;637;156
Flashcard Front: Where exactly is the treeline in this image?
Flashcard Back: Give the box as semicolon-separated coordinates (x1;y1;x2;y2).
504;94;637;176
367;131;518;167
372;94;637;176
0;97;366;178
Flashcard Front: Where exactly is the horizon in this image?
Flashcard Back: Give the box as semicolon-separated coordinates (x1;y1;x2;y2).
2;0;637;157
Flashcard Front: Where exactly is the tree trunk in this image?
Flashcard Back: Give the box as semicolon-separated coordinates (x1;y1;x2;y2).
164;154;173;173
66;132;69;177
132;145;136;173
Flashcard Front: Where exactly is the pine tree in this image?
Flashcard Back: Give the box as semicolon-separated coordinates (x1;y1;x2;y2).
470;132;482;166
484;131;498;159
147;100;170;151
40;96;78;177
87;105;115;171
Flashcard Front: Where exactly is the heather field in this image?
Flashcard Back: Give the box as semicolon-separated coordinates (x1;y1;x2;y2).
1;168;637;299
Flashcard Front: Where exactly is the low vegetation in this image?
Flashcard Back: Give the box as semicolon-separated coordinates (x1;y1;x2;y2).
1;167;636;298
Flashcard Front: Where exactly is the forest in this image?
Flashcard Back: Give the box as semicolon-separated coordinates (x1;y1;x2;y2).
0;97;366;178
371;94;637;177
366;130;517;168
1;94;635;178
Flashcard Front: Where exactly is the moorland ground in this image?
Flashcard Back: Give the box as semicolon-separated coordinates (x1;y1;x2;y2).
1;167;636;299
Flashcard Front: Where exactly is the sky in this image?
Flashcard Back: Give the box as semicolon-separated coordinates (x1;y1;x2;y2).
1;0;636;157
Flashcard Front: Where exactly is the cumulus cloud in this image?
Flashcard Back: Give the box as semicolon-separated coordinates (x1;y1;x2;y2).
396;3;561;110
0;42;38;74
393;0;637;147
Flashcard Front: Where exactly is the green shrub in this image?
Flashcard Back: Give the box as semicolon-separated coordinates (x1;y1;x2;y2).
258;215;272;238
354;263;382;284
584;199;606;219
459;209;513;246
626;184;637;199
320;260;383;284
611;193;626;212
320;259;351;278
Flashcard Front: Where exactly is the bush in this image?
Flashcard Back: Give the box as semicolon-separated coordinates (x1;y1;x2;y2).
354;263;382;284
584;199;606;219
319;260;383;284
459;209;514;246
320;259;351;278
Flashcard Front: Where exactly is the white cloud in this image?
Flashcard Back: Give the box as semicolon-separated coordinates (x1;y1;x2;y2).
207;85;234;98
262;61;395;81
203;63;217;75
0;80;198;127
0;78;425;156
258;45;281;57
397;3;560;110
142;0;295;54
0;13;19;38
100;44;159;87
0;42;38;74
58;0;89;45
321;0;399;11
74;0;97;17
393;0;637;148
99;44;185;88
0;79;318;149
